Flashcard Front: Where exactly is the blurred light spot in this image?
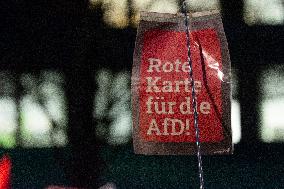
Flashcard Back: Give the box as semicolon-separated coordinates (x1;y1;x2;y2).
20;71;67;147
90;0;221;27
94;69;113;119
131;0;154;27
102;0;129;28
0;71;67;148
108;71;132;145
186;0;220;12
109;112;132;145
260;66;284;142
21;96;52;147
89;0;102;7
94;69;132;145
40;71;67;128
148;0;178;13
0;97;17;148
262;67;284;97
244;0;284;25
133;0;153;10
109;71;130;103
232;100;241;143
231;69;241;144
261;99;284;142
99;182;117;189
131;0;178;26
0;98;17;133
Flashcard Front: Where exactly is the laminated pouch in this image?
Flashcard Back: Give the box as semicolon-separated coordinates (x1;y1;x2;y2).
132;11;232;155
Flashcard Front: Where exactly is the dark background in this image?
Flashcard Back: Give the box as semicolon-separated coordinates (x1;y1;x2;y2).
0;0;284;188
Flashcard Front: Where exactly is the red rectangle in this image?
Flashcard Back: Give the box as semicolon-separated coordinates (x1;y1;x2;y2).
139;29;223;142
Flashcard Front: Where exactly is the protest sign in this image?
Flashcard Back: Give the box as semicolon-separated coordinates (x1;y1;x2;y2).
132;11;232;155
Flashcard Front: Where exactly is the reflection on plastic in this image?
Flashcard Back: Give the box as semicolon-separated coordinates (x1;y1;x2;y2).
193;38;230;83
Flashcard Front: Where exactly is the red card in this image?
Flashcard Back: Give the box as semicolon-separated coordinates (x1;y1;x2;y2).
140;29;223;142
132;11;232;155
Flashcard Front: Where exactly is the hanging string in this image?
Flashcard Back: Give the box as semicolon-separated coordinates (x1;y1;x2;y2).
182;1;205;189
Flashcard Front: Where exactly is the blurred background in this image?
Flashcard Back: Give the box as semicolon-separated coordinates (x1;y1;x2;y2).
0;0;283;188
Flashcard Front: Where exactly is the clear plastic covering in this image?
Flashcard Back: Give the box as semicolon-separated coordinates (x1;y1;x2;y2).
132;11;232;155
